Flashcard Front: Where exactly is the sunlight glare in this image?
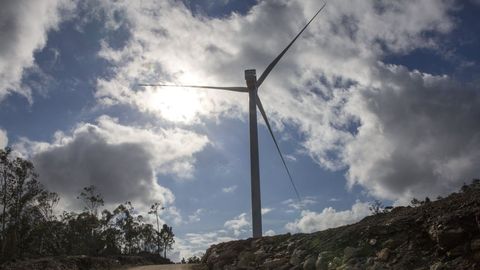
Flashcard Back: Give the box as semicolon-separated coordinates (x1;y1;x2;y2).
145;87;203;123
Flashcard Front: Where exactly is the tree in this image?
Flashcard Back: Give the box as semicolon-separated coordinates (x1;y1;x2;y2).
0;148;13;259
77;185;104;217
148;202;164;255
0;149;44;259
187;255;201;264
159;224;174;258
369;200;384;215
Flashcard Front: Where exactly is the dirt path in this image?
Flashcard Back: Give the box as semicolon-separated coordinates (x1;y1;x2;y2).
126;264;199;270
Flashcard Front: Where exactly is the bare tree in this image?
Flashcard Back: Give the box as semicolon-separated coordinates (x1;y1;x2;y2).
148;202;164;255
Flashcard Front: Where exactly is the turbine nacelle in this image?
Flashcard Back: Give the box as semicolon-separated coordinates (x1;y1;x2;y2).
245;69;257;89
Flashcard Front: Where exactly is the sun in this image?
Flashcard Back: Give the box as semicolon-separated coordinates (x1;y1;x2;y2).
144;87;203;123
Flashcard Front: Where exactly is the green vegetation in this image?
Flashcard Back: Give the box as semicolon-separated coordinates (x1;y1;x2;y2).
0;147;175;262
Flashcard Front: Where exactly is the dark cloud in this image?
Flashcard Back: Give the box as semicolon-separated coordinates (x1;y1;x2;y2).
345;64;480;201
33;131;158;207
14;116;208;211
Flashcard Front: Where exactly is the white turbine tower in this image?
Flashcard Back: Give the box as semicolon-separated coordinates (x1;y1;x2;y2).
141;3;327;238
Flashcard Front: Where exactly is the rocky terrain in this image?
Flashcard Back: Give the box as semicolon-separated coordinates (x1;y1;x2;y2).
200;181;480;269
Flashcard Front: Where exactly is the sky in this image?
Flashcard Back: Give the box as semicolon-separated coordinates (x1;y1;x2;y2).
1;0;480;260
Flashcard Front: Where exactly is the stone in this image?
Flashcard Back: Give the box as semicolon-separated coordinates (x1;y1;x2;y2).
473;251;480;262
315;252;330;270
261;258;288;269
376;248;390;262
343;246;362;261
471;238;480;251
254;248;268;262
303;256;316;270
237;251;255;268
382;239;401;249
430;262;446;270
328;257;342;269
287;241;296;253
436;227;465;250
290;249;308;266
446;244;464;258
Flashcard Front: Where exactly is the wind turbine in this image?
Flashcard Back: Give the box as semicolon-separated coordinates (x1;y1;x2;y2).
141;3;327;238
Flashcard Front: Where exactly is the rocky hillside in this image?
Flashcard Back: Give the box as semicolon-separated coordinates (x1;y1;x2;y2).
200;181;480;269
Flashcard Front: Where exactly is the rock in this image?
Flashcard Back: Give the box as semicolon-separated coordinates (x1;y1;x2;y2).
287;241;296;253
367;261;388;270
343;246;362;261
328;257;342;269
471;238;480;251
237;251;255;268
382;239;401;249
446;244;464;258
303;256;315;270
254;248;268;262
290;249;308;266
436;227;465;250
376;248;390;262
473;251;480;262
430;262;446;270
315;252;330;270
261;258;288;269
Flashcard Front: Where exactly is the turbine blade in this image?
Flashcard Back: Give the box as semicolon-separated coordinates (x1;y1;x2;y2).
256;95;301;201
256;2;327;88
139;84;248;93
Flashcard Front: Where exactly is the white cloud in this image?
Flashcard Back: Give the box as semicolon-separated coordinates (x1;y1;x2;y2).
261;207;273;215
0;129;7;149
174;230;236;262
285;201;370;233
222;185;237;193
91;0;478;203
224;212;250;237
283;196;317;211
264;229;276;236
188;208;205;223
0;0;75;102
14;115;209;213
285;154;297;162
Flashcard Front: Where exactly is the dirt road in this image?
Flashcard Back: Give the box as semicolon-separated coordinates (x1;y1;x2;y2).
126;265;199;270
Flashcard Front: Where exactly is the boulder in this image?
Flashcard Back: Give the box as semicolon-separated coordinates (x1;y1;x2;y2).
261;258;288;269
237;251;255;268
315;252;331;270
343;246;362;261
436;227;465;250
290;248;308;266
302;256;316;270
471;238;480;251
376;248;390;262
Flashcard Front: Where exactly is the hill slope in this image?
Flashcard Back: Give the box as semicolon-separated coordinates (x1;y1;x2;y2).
200;182;480;269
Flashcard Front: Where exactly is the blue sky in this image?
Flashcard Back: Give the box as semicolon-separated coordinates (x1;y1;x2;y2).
1;0;480;260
